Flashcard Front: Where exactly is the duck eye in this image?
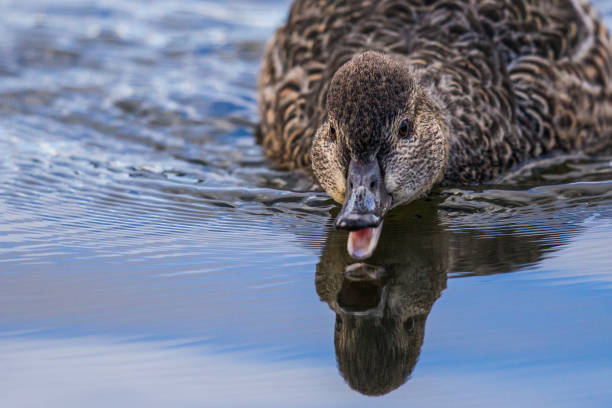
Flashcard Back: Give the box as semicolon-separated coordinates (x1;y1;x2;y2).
330;125;336;139
398;120;410;138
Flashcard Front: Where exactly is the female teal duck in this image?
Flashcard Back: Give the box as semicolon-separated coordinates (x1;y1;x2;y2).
257;0;612;259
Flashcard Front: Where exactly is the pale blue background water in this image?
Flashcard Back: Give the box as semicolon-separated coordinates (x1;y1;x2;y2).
1;1;612;407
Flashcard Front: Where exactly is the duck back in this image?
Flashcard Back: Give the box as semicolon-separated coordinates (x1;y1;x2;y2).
258;0;612;182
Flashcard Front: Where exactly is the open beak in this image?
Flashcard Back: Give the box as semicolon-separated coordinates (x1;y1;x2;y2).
335;159;392;259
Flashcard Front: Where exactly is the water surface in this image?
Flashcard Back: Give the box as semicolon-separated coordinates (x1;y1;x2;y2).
1;1;612;407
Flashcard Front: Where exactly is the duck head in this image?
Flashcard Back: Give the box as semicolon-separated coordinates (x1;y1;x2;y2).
311;51;449;259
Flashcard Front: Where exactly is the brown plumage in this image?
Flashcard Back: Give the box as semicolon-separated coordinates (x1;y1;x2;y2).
258;0;612;258
258;0;612;179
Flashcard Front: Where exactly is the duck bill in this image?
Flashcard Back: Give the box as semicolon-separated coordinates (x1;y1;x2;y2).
335;159;392;260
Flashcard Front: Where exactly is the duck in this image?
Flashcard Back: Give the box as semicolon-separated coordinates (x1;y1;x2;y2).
257;0;612;259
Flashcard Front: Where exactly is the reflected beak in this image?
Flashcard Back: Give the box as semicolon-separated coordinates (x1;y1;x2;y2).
337;264;388;315
335;159;392;259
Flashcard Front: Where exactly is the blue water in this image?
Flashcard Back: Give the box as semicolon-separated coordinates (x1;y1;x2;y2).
1;1;612;406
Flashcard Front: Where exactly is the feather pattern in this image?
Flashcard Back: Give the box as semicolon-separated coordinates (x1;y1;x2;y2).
258;0;612;183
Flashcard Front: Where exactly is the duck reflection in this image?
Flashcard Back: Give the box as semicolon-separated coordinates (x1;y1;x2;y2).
315;201;578;396
315;203;449;396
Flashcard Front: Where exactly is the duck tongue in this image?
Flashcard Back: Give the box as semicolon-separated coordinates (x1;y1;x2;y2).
347;222;383;260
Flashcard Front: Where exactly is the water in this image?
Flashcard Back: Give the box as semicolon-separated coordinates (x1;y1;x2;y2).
1;1;612;406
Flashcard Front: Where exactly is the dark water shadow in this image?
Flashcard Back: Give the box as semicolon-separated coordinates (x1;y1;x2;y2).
315;199;588;396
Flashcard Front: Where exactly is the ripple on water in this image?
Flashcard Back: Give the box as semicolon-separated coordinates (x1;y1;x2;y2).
1;0;612;406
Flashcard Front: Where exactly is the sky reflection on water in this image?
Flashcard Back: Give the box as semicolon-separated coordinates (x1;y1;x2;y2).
1;0;612;407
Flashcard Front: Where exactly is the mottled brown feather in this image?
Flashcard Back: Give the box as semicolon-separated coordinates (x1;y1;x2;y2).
258;0;612;183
